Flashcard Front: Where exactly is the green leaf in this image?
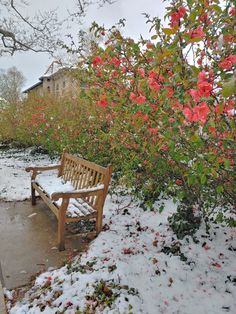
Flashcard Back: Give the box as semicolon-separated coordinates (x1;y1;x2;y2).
226;218;236;228
216;212;224;223
188;37;203;43
162;28;176;35
189;10;198;22
200;174;206;185
224;159;230;169
216;185;224;194
222;77;236;97
187;175;196;185
159;204;165;213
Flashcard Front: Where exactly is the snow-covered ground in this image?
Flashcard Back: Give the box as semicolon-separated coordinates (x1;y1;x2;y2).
0;147;58;201
1;148;236;314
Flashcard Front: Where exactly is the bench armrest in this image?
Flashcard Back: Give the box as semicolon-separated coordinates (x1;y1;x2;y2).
51;186;104;201
26;164;61;172
26;164;61;180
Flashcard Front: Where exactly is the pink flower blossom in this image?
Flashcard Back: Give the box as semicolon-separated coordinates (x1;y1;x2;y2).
98;98;108;108
189;26;205;39
92;56;103;66
136;95;146;104
148;78;161;91
137;68;145;77
148;127;158;135
190;89;200;102
129;92;137;101
111;57;121;67
183;102;210;124
219;55;236;70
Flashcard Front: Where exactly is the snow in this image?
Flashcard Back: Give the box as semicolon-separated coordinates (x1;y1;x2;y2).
35;172;75;197
0;148;58;201
1;148;236;314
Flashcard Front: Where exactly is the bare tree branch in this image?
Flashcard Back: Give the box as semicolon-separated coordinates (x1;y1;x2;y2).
0;0;116;56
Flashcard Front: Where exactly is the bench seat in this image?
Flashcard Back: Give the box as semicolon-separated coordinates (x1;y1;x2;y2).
35;173;103;218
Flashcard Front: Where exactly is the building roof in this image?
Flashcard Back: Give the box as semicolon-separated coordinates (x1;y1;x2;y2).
22;81;43;93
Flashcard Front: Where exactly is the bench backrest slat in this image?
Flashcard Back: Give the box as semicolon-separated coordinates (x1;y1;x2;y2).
60;153;111;210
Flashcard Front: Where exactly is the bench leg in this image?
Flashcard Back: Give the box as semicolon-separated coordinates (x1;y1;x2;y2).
58;216;66;251
58;199;68;251
31;184;36;205
96;210;103;234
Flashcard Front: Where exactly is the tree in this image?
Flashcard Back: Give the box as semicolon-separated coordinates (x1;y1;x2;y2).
0;0;114;56
0;66;25;103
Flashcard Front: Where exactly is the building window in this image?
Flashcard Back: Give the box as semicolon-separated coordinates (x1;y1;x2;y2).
47;86;50;93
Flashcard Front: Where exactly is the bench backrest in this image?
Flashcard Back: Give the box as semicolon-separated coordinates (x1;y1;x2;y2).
58;152;112;208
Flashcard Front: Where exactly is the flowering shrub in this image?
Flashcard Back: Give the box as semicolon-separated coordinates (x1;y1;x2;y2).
0;0;235;224
76;0;235;219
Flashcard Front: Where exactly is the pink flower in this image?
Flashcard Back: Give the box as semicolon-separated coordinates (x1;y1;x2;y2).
219;55;236;70
129;92;137;101
148;127;158;135
178;6;186;18
183;103;210;124
208;126;216;136
161;144;168;151
169;6;186;27
137;68;145;77
98;98;108;108
183;107;193;121
150;104;157;112
148;70;156;79
92;56;103;66
197;81;212;97
198;71;207;82
136;95;146;104
197;102;210;123
228;55;236;63
146;42;154;49
229;7;235;16
148;78;161;91
111;57;121;67
166;86;174;97
199;13;209;24
170;12;180;27
189;26;205;39
190;89;200;102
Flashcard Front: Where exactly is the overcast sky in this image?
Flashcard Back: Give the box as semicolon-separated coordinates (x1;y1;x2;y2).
0;0;166;90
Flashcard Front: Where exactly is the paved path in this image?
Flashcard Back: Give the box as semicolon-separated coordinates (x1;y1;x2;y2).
0;281;6;314
0;200;91;289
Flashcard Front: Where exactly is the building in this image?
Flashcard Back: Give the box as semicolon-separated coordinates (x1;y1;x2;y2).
23;62;79;97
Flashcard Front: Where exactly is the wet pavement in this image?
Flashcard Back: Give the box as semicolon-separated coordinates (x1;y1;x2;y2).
0;200;93;289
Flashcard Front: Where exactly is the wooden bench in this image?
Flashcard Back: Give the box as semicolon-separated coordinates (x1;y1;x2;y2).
26;151;112;251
